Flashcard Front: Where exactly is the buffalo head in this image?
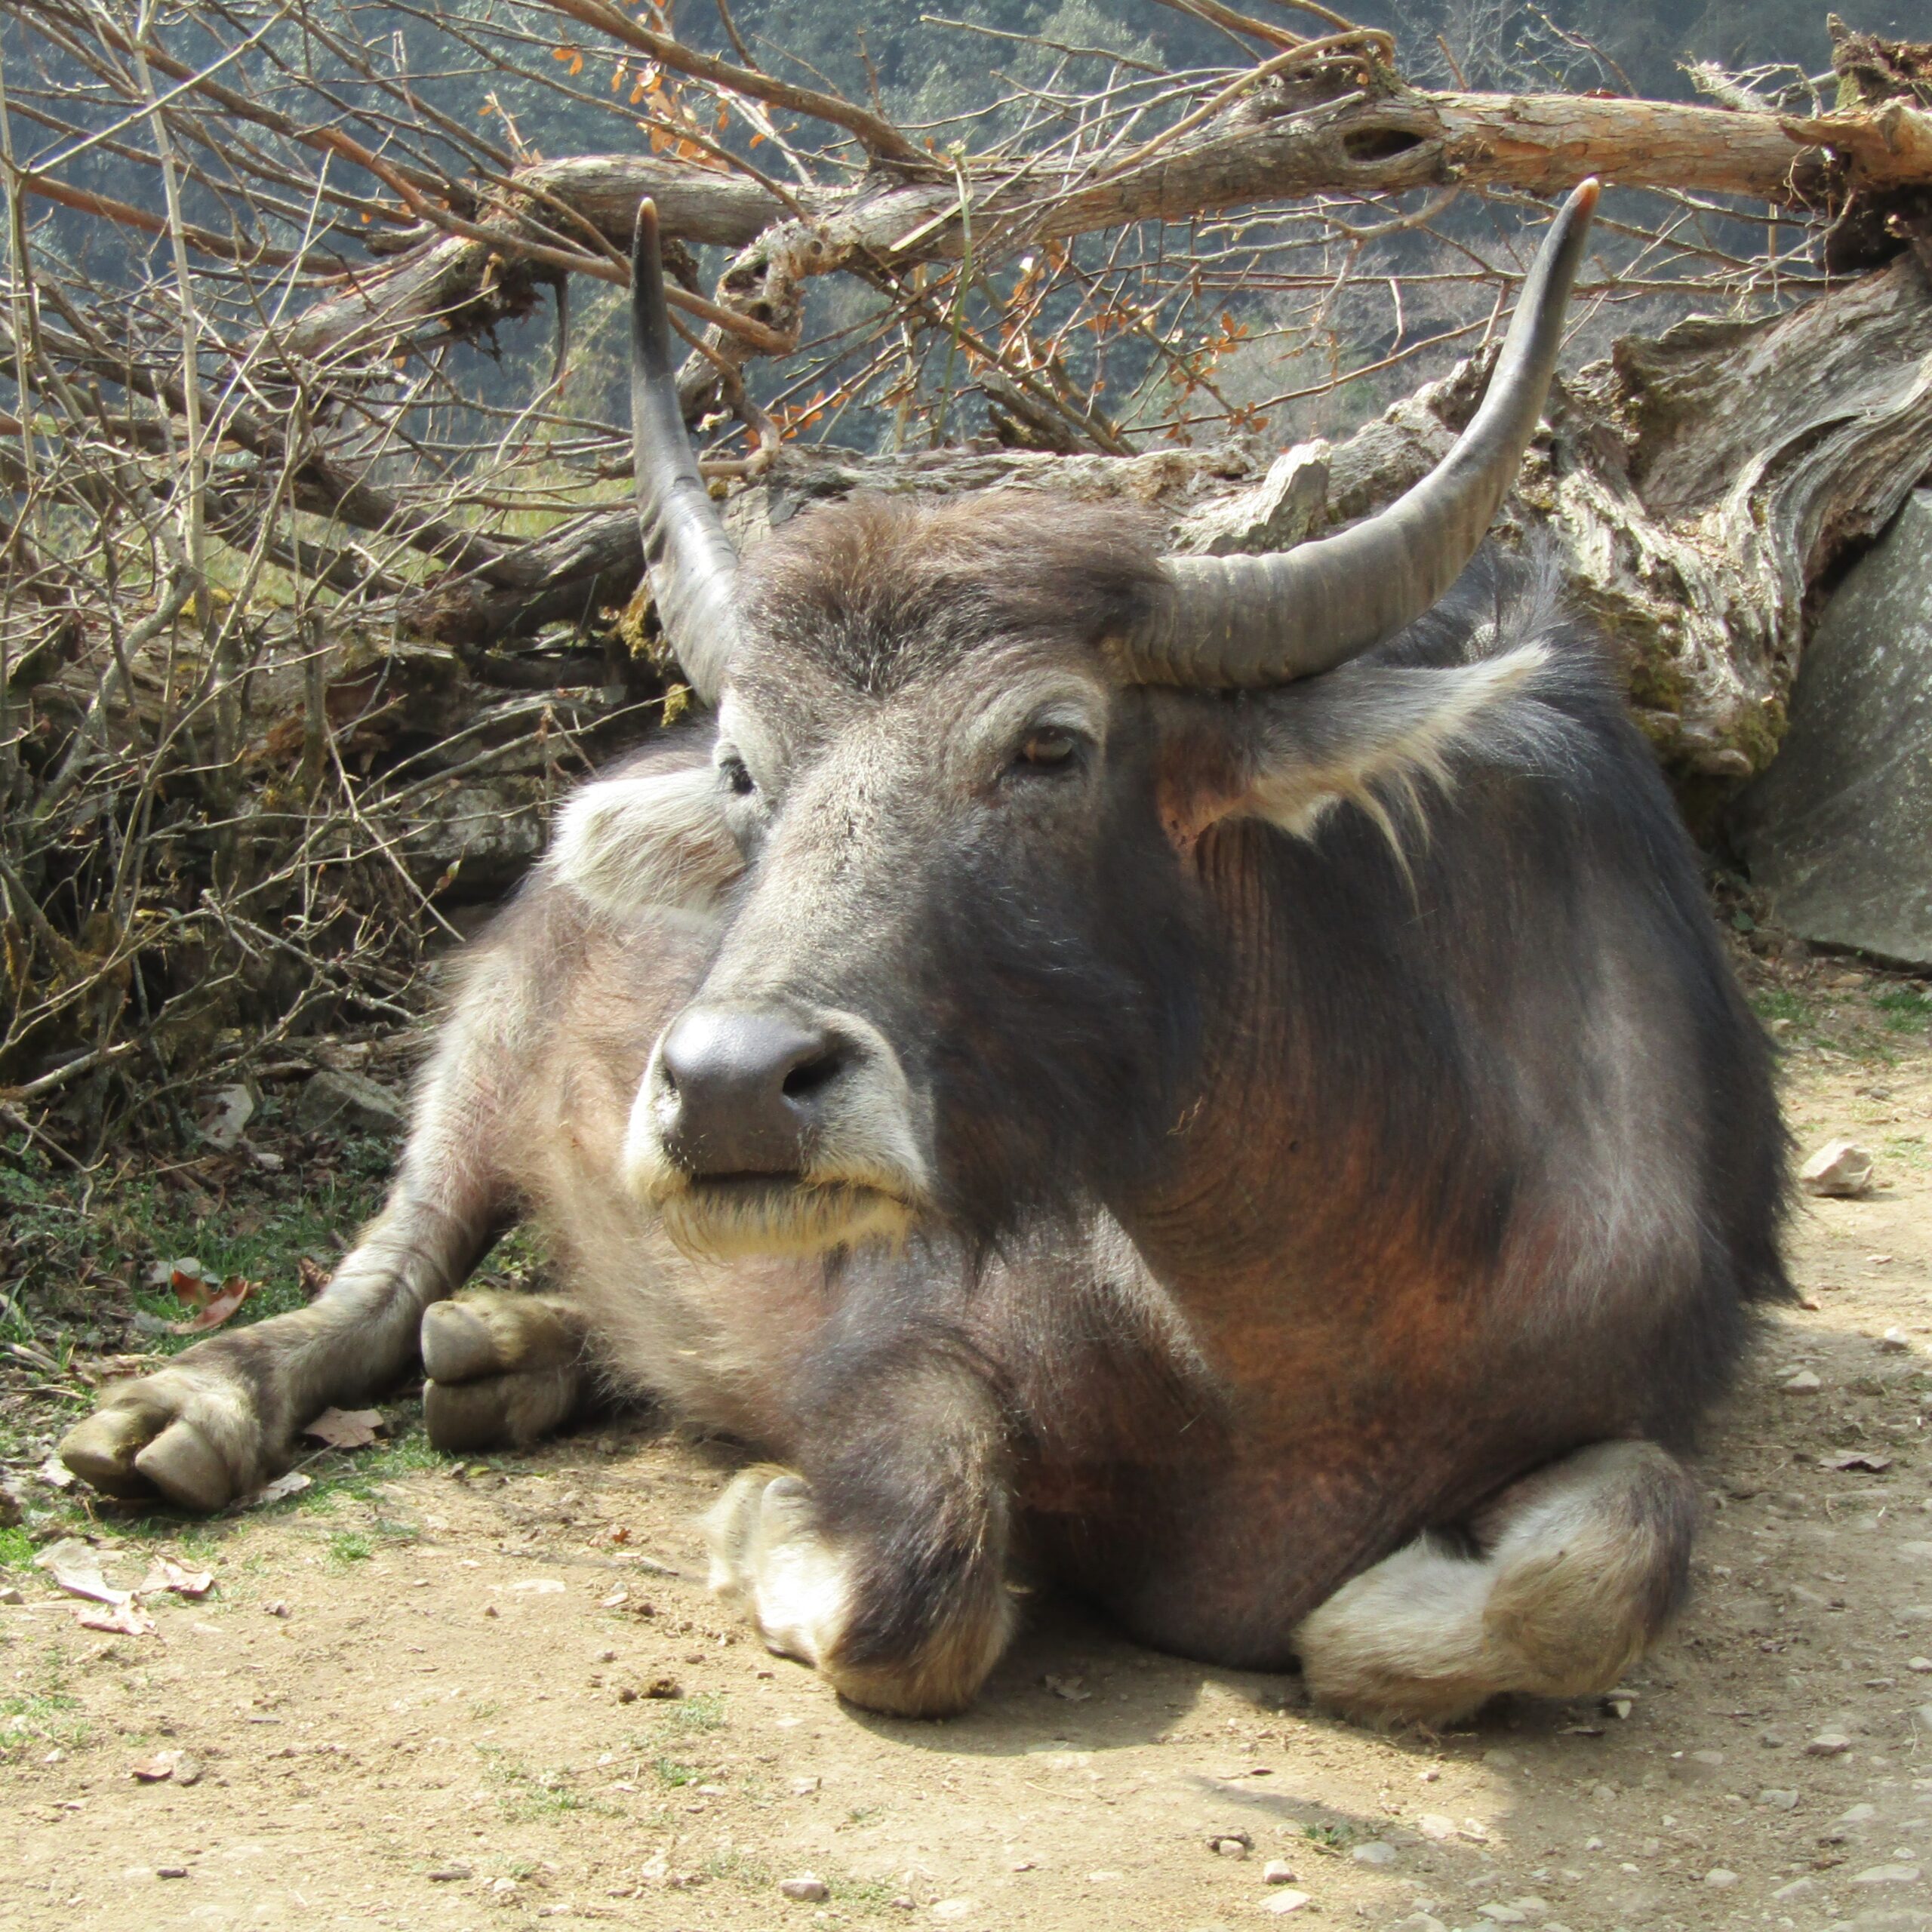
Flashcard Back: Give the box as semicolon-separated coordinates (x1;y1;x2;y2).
555;188;1598;1261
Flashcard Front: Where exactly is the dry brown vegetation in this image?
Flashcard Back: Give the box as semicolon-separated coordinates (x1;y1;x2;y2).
3;1;1931;1158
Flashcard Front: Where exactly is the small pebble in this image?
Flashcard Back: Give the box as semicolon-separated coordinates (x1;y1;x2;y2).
1214;1836;1250;1859
1259;1890;1311;1916
1704;1868;1738;1887
0;1586;23;1605
1909;1658;1932;1674
778;1875;829;1903
1757;1789;1799;1810
1782;1369;1822;1394
1881;1327;1912;1352
1261;1860;1298;1884
262;1601;291;1618
156;1866;189;1881
1351;1841;1397;1866
427;1865;473;1882
1805;1730;1853;1756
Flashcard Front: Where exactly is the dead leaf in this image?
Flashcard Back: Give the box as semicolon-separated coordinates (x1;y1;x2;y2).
232;1471;311;1512
129;1749;184;1783
35;1452;75;1491
140;1557;214;1598
169;1276;254;1335
1829;1450;1894;1472
297;1255;329;1297
168;1259;209;1306
35;1537;133;1607
1042;1673;1092;1701
80;1601;155;1636
300;1407;384;1451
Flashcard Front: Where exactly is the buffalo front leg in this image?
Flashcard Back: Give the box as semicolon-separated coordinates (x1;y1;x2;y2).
421;1290;595;1452
59;1032;506;1511
704;1346;1015;1718
1294;1441;1699;1727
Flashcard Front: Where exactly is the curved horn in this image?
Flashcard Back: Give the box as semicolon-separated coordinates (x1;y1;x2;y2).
1119;178;1599;688
631;200;740;704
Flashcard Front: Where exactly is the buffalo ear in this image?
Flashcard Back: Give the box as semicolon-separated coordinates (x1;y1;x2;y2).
1155;644;1551;850
546;764;743;917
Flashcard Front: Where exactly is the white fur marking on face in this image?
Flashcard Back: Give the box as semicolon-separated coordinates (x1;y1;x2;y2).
546;766;742;917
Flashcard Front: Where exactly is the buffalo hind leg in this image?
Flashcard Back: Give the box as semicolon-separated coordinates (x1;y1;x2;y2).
421;1291;594;1452
704;1346;1014;1718
1294;1441;1697;1727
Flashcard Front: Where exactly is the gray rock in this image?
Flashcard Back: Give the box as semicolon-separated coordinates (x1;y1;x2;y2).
777;1873;829;1903
1734;487;1932;969
1801;1138;1878;1197
1669;1747;1727;1783
295;1069;404;1135
198;1084;256;1151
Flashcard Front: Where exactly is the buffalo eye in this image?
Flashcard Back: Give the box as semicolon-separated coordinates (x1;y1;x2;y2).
1011;725;1083;774
717;752;755;798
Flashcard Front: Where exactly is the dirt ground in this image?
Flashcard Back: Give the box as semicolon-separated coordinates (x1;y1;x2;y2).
3;956;1932;1932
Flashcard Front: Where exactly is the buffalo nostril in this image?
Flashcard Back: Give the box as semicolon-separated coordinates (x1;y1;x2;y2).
781;1050;844;1102
654;1006;852;1179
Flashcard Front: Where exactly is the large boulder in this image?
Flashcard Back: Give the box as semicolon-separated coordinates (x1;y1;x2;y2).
1733;487;1932;968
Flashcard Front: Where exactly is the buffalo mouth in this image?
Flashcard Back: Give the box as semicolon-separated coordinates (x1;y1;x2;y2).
647;1171;918;1261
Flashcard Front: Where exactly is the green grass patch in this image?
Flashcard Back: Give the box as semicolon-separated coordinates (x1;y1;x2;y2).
651;1755;699;1789
704;1847;774;1890
0;1126;389;1375
0;1524;35;1572
1873;986;1932;1034
1303;1823;1358;1853
0;1659;88;1759
1751;988;1814;1029
327;1531;376;1564
477;1745;613;1821
659;1690;725;1734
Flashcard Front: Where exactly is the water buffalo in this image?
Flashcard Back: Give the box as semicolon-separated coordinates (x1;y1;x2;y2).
60;181;1788;1724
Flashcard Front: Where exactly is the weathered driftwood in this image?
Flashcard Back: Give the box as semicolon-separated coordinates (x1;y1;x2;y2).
257;81;1932;368
405;254;1932;782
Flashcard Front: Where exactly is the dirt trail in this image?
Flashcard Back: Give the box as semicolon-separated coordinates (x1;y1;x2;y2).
3;964;1930;1932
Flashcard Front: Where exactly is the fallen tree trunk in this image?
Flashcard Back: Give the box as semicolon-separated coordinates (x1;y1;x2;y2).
265;84;1932;365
